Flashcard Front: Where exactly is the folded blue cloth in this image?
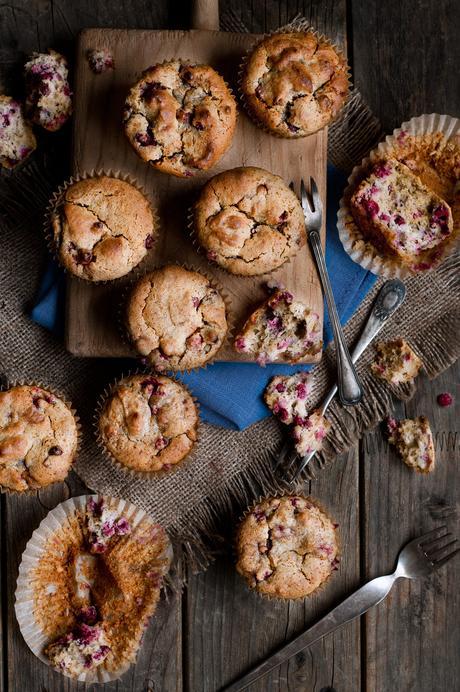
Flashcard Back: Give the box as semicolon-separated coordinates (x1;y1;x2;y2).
31;165;376;430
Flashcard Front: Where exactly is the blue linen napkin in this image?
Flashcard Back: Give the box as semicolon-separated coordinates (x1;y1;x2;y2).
31;165;377;430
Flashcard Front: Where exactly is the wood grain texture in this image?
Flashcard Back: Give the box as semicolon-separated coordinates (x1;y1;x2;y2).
66;28;327;361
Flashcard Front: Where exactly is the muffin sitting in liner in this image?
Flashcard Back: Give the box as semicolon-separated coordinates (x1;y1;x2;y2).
241;31;349;138
27;496;172;680
123;60;237;177
235;288;322;365
126;265;228;370
98;374;198;474
235;495;339;599
0;385;78;492
193;166;306;276
50;175;156;282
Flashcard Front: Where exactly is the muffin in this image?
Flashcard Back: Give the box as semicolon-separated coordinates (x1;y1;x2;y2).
235;495;339;599
23;496;172;680
350;158;453;271
0;385;78;492
371;338;423;384
193;166;306;275
0;95;36;169
123;60;237;177
126;266;228;370
292;409;331;457
241;31;349;138
234;288;322;365
387;416;435;473
24;50;72;131
264;371;311;423
50;176;156;282
87;49;115;74
98;374;198;474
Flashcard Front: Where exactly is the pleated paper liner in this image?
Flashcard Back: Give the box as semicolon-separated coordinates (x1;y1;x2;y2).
337;113;460;279
0;379;81;496
15;494;173;683
186;173;307;279
238;19;352;140
44;168;159;284
234;492;340;603
119;262;235;374
123;59;239;178
94;370;201;482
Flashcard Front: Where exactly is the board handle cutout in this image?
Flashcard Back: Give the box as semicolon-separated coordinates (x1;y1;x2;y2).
191;0;219;31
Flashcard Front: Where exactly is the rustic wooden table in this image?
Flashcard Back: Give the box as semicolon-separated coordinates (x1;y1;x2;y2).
1;1;459;691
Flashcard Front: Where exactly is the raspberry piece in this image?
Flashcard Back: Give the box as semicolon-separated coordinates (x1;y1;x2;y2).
437;392;453;407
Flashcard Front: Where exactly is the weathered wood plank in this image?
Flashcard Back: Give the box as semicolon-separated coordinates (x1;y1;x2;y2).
185;445;361;691
361;365;460;692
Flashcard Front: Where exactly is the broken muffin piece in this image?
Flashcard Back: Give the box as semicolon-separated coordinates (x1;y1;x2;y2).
0;95;37;169
371;338;423;384
86;49;114;74
24;50;72;131
84;497;131;554
234;289;322;365
264;371;311;423
387;415;435;473
292;409;332;457
350;158;453;271
45;622;110;677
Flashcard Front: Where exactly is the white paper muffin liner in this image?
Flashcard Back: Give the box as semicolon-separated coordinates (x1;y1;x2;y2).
44;169;159;284
15;493;173;683
234;492;340;602
94;370;201;481
337;113;460;278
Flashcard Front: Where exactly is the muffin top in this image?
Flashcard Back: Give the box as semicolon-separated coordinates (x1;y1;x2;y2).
236;495;339;599
194;166;306;275
126;265;228;370
123;60;237;177
51;176;155;282
98;374;198;473
241;31;349;137
24;50;72;132
0;385;78;492
0;95;37;169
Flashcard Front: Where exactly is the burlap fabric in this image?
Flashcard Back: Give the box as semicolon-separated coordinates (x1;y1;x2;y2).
1;31;459;570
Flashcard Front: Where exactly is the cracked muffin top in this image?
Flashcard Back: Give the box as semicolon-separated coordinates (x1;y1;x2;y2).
236;495;339;599
126;265;228;370
98;374;198;473
193;166;306;275
241;31;349;138
0;95;37;170
51;176;156;282
0;385;78;492
123;60;237;177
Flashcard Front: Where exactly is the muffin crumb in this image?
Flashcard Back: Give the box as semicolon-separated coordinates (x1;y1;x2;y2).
87;49;114;74
387;415;435;473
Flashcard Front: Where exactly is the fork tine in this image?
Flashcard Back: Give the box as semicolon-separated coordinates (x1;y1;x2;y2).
421;532;451;551
427;539;458;562
300;179;311;213
289;180;295;193
431;547;460;569
310;177;321;212
418;525;448;545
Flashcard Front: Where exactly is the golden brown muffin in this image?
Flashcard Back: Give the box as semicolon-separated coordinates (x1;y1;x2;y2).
30;496;172;679
0;95;36;169
371;338;423;384
235;495;339;599
24;50;72;132
51;176;156;282
350;159;453;271
0;385;78;492
194;166;306;275
241;31;349;137
126;265;228;370
234;288;322;365
123;60;237;177
98;374;198;473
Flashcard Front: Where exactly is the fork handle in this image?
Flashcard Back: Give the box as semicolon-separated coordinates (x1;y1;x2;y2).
308;229;363;406
222;574;397;692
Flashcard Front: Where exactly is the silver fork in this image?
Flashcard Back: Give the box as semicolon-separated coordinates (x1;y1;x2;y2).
300;177;363;406
276;278;406;482
222;526;459;692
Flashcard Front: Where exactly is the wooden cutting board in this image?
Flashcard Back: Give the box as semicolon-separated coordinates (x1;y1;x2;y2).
67;27;327;361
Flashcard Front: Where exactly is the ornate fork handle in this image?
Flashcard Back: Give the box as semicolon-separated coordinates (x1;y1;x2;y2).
309;229;363;406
